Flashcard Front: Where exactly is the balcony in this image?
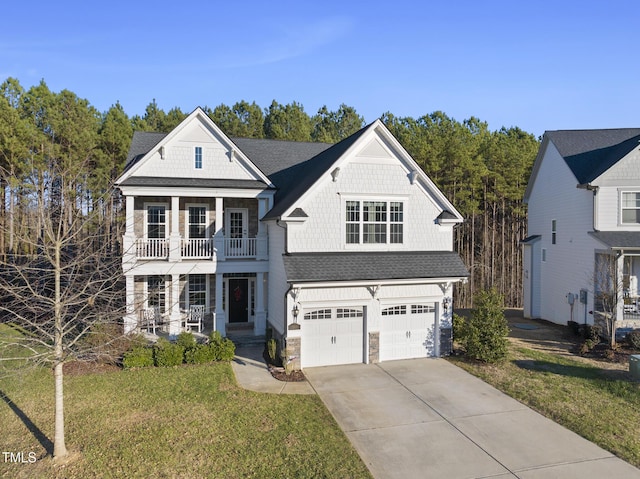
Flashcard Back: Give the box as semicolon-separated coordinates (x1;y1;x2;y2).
128;235;267;261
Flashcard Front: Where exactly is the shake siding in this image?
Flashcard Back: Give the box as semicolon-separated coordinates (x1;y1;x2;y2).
594;149;640;231
527;143;598;324
288;161;451;253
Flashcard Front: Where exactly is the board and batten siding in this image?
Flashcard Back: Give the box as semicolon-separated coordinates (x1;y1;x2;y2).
526;142;600;325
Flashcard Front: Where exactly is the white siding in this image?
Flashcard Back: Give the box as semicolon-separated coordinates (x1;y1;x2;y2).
288;160;452;253
134;122;256;180
266;221;287;335
527;142;599;324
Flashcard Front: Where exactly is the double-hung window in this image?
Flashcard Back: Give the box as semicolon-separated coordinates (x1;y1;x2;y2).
147;276;166;311
622;192;640;224
188;206;207;238
188;274;207;308
147;205;166;238
345;199;404;244
195;146;203;169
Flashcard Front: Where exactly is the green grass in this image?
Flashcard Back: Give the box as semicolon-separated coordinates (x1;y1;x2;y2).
0;338;371;478
449;346;640;467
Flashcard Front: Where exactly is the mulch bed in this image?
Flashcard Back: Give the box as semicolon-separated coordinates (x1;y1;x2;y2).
262;348;306;382
63;361;121;376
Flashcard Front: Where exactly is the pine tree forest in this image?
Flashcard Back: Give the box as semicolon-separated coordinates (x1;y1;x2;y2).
0;78;540;308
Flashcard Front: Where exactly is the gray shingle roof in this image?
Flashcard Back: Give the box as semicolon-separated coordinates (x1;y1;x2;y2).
282;251;469;283
125;132;167;171
589;231;640;249
546;129;640;184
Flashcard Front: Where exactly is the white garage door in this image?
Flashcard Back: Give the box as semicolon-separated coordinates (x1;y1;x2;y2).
380;304;436;361
301;307;364;368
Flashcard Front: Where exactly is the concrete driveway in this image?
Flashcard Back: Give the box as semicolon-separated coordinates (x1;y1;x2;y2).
305;359;640;479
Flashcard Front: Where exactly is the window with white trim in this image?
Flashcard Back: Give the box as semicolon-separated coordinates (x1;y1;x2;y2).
381;305;407;316
147;276;166;310
195;146;203;169
304;309;332;320
188;206;207;238
345;200;404;244
147;205;166;238
188;274;206;308
622;192;640;224
551;219;557;245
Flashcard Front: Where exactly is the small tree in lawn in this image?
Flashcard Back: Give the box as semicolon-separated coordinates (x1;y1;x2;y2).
459;288;509;362
593;252;621;348
0;159;126;462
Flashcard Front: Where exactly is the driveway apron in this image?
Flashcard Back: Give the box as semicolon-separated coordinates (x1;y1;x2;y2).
305;359;640;479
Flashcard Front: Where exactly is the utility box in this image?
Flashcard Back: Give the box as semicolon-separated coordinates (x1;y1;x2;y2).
630;355;640;381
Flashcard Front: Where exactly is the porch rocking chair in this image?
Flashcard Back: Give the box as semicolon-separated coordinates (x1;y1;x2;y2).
140;307;161;335
185;305;205;333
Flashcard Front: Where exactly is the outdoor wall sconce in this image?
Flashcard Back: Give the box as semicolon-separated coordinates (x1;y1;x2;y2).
331;167;340;182
442;297;450;313
292;303;300;322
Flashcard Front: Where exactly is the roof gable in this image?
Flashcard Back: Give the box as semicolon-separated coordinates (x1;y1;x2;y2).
117;107;272;187
262;120;464;222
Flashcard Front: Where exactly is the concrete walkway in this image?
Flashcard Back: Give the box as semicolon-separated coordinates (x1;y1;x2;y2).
231;345;314;394
305;359;640;479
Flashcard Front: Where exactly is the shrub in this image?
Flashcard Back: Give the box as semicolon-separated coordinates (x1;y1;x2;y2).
452;314;467;343
153;338;185;367
626;330;640;350
567;321;580;336
184;343;216;364
267;338;278;363
123;346;154;369
209;331;236;361
582;324;602;342
459;288;509;363
176;332;197;349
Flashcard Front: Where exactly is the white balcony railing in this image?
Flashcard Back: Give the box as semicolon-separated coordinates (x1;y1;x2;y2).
135;238;169;259
181;238;214;259
131;235;266;260
224;237;257;258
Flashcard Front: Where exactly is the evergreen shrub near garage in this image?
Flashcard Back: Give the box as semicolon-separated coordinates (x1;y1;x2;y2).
458;288;509;363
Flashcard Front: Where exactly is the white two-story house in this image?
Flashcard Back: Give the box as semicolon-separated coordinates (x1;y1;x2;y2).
117;107;468;368
523;129;640;329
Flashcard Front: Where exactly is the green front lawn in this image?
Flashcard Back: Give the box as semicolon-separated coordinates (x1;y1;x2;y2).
449;346;640;468
0;362;371;478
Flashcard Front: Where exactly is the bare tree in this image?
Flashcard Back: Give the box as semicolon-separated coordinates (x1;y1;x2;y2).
593;252;622;348
0;159;126;461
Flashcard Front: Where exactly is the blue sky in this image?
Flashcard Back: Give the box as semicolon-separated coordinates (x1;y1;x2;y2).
2;0;639;137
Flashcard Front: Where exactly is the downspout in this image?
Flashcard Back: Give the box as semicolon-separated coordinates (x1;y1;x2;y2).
577;183;599;231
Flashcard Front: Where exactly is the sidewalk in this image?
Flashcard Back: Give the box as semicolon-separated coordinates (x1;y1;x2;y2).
231;345;315;395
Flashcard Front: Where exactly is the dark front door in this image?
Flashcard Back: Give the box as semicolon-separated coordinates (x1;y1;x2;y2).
228;279;249;323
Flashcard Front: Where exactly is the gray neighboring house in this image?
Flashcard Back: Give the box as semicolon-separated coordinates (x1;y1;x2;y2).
523;128;640;329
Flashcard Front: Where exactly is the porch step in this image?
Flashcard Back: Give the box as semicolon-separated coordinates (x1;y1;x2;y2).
228;334;267;348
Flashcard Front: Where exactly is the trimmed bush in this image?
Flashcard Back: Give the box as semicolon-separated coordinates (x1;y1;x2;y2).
459;288;509;363
209;331;235;361
267;338;278;363
122;346;154;369
626;330;640;350
452;313;466;343
567;321;580;336
176;332;197;349
154;338;185;367
184;343;217;364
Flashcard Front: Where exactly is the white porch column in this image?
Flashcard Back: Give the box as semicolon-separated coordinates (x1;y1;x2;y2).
123;196;136;263
215;273;226;336
214;197;225;261
123;275;137;334
617;253;625;324
169;273;182;336
169;196;181;262
254;272;266;335
256;198;268;260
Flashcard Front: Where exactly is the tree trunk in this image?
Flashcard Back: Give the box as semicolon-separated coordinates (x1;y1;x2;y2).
53;241;68;459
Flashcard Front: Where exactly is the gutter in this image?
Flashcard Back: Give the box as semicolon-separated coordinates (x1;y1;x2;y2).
577;183;599;231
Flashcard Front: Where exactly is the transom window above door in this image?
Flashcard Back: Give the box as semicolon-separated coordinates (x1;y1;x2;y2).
345;200;404;244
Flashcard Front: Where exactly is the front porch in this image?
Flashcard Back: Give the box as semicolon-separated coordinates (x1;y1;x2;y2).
124;272;267;338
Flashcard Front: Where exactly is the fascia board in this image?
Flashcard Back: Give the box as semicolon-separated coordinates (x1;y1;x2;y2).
288;276;468;289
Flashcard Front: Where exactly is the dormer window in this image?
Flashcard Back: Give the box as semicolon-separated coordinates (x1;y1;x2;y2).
195;146;203;169
622;192;640;224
